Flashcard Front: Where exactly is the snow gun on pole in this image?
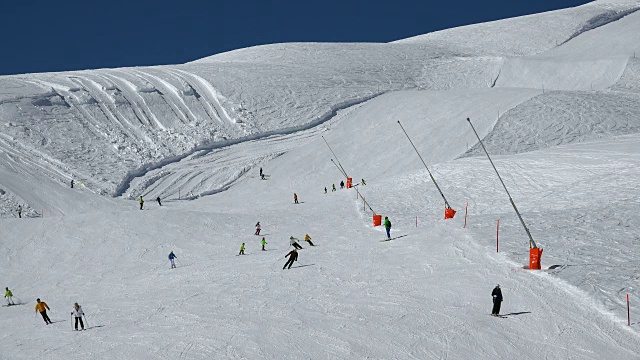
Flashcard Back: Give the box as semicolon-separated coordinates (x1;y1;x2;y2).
466;117;537;248
322;136;348;178
397;120;456;219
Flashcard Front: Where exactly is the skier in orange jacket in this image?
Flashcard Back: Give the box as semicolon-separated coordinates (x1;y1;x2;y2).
35;298;52;324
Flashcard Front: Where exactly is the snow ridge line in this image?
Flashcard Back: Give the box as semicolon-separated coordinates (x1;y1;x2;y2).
130;69;196;123
559;7;640;47
108;70;167;130
113;92;386;197
170;69;233;124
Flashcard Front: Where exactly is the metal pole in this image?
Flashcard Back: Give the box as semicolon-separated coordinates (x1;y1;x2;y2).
496;219;500;252
330;159;346;178
466;117;538;249
628;294;631;326
397;121;452;209
464;202;468;228
322;136;348;178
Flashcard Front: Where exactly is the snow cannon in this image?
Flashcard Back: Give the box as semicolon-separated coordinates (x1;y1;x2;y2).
444;207;456;220
346;178;353;189
529;247;543;270
373;214;382;226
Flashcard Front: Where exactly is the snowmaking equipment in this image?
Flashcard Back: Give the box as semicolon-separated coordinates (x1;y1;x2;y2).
322;136;379;226
397;121;456;220
466;117;542;270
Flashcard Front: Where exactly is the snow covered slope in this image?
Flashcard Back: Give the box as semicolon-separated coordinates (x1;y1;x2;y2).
395;1;639;56
3;0;640;358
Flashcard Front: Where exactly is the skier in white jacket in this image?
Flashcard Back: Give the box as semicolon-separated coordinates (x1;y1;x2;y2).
71;303;85;330
289;236;303;250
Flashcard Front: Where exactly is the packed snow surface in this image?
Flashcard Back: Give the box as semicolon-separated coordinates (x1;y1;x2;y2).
2;0;640;358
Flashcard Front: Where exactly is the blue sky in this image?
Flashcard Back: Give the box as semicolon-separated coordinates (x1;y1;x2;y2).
1;0;592;75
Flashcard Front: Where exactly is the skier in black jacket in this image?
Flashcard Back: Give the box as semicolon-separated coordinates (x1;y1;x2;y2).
283;249;298;269
491;285;503;316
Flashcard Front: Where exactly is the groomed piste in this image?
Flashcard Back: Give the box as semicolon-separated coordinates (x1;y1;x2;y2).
2;0;640;358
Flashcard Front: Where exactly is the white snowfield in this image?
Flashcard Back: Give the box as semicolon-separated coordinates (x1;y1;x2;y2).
2;0;640;358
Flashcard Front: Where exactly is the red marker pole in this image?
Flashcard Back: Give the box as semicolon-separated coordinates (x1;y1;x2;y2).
628;294;631;326
496;219;500;253
463;202;468;228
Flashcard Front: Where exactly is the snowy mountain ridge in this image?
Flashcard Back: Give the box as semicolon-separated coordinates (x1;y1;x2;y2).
2;1;640;359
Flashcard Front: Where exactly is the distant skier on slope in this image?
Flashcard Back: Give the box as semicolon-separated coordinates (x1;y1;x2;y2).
35;298;52;325
340;181;345;189
17;205;22;218
324;187;327;194
71;303;85;331
260;167;263;177
5;287;15;305
239;243;245;255
261;237;267;251
491;285;503;316
384;216;392;239
71;179;74;188
332;184;336;192
290;236;303;250
361;179;366;185
294;193;299;204
304;234;315;246
168;251;177;269
156;196;162;206
139;196;144;210
283;249;298;269
255;222;261;235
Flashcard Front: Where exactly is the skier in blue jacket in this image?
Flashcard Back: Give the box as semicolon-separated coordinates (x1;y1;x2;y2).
168;251;177;269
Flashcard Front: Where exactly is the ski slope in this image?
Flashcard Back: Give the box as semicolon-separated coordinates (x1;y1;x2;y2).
3;0;640;358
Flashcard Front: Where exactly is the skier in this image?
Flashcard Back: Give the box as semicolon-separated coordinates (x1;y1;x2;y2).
255;222;261;235
71;303;85;330
139;196;144;210
71;179;74;188
35;298;52;325
17;205;22;218
324;187;327;194
261;237;267;251
384;216;392;239
5;287;15;305
289;236;303;250
168;251;177;269
340;181;345;189
283;248;298;269
294;193;299;204
259;167;263;177
491;284;503;316
361;178;366;185
332;184;336;192
156;196;162;206
239;243;245;255
304;234;315;246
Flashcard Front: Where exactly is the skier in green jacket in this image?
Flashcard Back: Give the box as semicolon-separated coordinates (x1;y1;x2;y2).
384;216;391;239
5;287;15;305
261;237;267;251
239;243;245;255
